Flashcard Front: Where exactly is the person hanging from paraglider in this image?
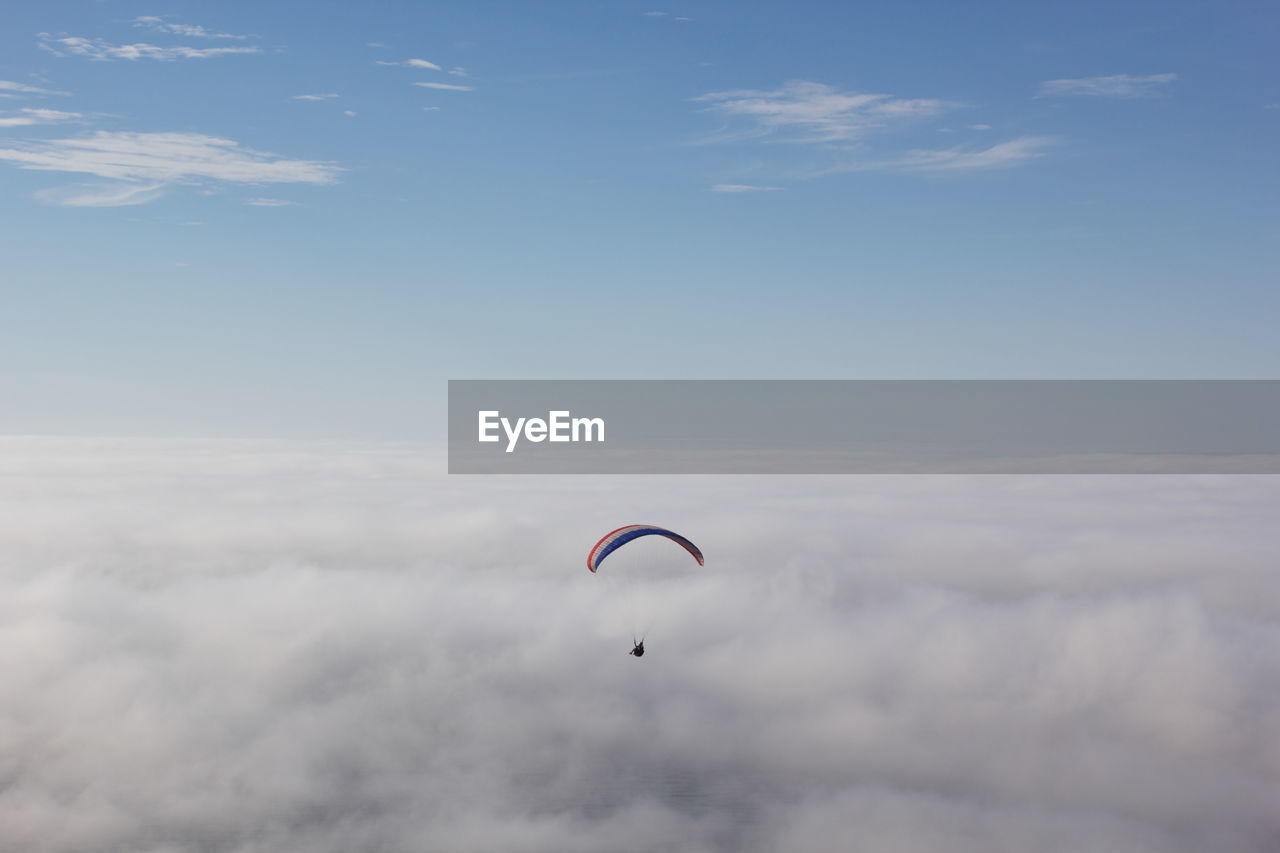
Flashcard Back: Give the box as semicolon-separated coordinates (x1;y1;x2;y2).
587;524;702;663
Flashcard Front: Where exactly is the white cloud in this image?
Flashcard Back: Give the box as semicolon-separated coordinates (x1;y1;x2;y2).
0;132;341;197
0;108;80;127
34;182;167;207
448;67;468;77
38;33;260;61
693;80;949;143
344;110;357;117
414;82;472;91
131;16;249;40
643;11;669;17
711;183;781;192
0;437;1277;853
245;197;297;207
1037;73;1177;99
969;123;991;130
293;93;340;101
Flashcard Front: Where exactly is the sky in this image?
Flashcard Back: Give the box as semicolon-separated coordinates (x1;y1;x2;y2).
2;438;1279;852
2;5;1279;851
0;1;1277;437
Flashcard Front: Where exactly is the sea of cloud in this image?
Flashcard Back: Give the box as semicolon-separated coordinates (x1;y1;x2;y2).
1;437;1277;852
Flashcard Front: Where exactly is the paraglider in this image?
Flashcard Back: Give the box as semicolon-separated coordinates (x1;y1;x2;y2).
587;525;703;573
588;525;702;660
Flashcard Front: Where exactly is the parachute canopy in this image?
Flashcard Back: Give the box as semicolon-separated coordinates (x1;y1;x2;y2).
587;525;703;573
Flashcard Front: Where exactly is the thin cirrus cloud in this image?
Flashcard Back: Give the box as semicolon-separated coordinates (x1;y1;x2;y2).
0;108;80;128
711;183;781;192
414;82;472;91
293;93;340;101
1037;73;1177;99
131;16;249;40
33;182;168;207
37;33;260;61
693;80;950;144
817;136;1057;175
0;80;70;98
0;131;341;206
376;58;443;70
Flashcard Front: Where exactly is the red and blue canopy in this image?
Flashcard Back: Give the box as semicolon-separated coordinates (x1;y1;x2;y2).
587;525;704;573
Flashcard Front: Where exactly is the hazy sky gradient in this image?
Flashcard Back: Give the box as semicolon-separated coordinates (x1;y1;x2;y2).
1;1;1277;437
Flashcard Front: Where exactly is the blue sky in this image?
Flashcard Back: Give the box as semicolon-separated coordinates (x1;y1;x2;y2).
1;1;1277;437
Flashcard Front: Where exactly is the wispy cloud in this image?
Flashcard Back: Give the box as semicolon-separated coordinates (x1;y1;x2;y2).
33;182;167;207
711;183;781;192
1037;73;1176;99
0;131;341;205
0;80;70;98
414;82;472;92
821;135;1056;175
693;80;949;144
245;197;297;207
131;17;249;40
293;93;339;101
0;108;80;128
38;33;260;61
377;58;443;70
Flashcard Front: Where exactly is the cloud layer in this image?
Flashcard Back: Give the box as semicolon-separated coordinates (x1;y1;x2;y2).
1;437;1277;852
